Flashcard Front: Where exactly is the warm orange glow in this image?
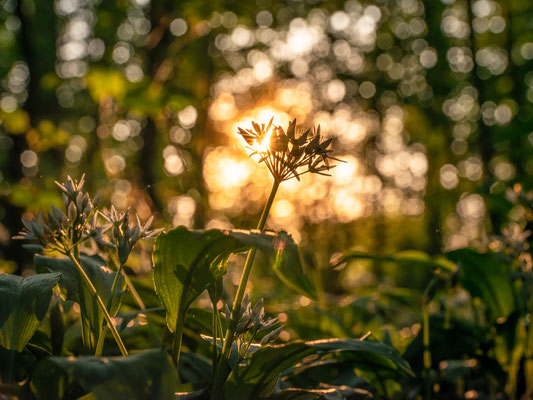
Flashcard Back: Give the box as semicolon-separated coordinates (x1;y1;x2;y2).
206;80;429;232
255;123;274;153
206;102;372;229
230;107;290;146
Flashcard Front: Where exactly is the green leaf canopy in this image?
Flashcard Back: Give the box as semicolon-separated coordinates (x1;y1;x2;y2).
152;226;315;333
447;249;517;321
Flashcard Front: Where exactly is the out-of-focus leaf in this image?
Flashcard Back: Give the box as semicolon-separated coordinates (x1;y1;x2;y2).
447;249;516;321
86;69;127;101
337;250;455;272
0;272;61;351
32;348;176;400
153;227;315;334
34;254;124;350
0;109;30;134
403;314;492;374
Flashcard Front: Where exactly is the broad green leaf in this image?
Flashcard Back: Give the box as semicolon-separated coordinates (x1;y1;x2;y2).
0;272;61;351
447;249;516;321
225;337;410;400
224;342;314;400
153;227;315;333
34;254;124;350
226;336;413;400
32;348;176;400
308;338;414;378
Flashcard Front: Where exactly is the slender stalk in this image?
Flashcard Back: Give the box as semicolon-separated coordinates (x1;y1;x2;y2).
422;276;437;400
212;180;279;397
217;312;224;349
66;251;128;356
108;254;146;311
122;269;146;310
422;303;431;400
526;313;533;396
73;246;92;351
95;262;126;356
94;321;107;356
212;306;219;374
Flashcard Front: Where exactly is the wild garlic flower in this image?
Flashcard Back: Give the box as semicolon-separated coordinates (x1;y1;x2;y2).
225;295;282;352
99;206;163;264
238;118;343;183
15;175;101;254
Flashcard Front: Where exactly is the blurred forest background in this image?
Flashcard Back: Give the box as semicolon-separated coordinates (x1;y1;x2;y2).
0;0;532;286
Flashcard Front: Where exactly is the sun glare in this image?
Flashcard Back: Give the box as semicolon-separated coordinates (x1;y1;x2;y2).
256;126;273;153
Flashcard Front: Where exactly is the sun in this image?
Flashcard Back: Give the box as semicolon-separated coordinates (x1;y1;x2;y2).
256;125;274;153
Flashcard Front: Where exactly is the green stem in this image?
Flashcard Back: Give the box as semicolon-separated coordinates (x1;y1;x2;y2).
95;262;126;356
66;252;128;356
212;306;219;375
94;325;107;356
212;180;279;397
108;254;146;311
421;275;437;400
526;314;533;396
122;269;146;310
217;310;224;349
72;246;92;351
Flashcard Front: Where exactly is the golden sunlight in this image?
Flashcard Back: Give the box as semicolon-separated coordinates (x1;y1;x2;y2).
204;85;402;235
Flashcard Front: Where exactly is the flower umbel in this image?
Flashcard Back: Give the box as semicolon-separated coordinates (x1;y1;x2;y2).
14;174;101;254
100;206;163;264
238;117;344;183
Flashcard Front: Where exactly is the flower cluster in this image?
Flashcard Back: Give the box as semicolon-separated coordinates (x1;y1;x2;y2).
100;206;163;264
15;175;162;261
14;175;100;254
226;295;283;357
238;118;343;183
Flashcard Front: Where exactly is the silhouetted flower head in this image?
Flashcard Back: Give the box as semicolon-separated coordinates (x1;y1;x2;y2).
237;117;344;183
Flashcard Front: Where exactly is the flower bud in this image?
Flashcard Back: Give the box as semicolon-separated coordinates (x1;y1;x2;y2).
68;202;77;222
260;325;283;346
